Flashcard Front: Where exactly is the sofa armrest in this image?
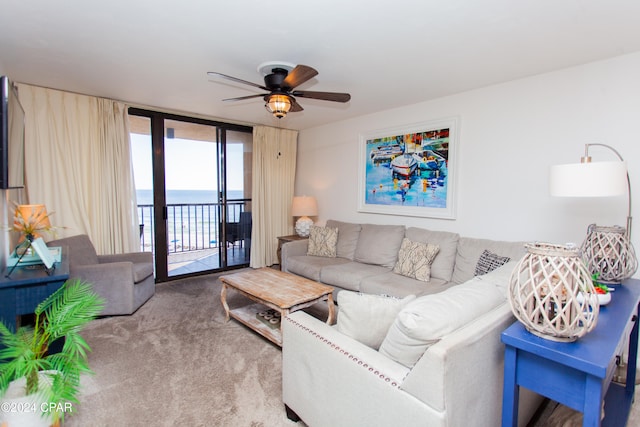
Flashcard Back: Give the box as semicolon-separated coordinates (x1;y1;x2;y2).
73;262;135;288
402;303;542;427
284;311;442;427
72;262;136;314
98;252;152;264
281;240;308;272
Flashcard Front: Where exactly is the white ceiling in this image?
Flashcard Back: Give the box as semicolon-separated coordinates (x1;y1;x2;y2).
1;0;640;131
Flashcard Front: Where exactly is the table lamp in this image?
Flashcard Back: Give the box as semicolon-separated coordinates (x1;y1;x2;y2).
13;204;52;244
549;143;637;285
291;196;318;237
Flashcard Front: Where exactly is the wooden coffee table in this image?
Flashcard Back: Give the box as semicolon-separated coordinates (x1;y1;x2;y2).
220;267;335;346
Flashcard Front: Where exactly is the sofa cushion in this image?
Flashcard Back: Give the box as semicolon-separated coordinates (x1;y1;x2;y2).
474;249;511;276
360;272;451;298
393;238;440;282
326;220;362;260
286;255;351;282
320;262;391;292
307;225;338;258
337;291;416;349
452;237;525;284
404;228;459;282
354;224;406;268
379;278;505;368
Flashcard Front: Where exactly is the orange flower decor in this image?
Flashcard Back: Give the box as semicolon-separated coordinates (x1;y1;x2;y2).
11;204;55;241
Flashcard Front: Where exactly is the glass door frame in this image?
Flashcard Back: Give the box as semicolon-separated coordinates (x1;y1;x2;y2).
128;107;252;282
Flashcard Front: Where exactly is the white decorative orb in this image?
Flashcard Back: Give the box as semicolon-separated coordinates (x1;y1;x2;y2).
295;217;313;237
509;242;599;342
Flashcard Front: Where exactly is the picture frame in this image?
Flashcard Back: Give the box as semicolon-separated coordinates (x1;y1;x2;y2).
357;116;458;219
31;237;57;270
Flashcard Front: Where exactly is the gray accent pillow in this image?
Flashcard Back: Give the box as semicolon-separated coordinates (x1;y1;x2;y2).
393;238;440;282
354;224;406;268
404;228;459;282
337;291;416;350
307;225;338;258
326;220;362;260
474;249;510;276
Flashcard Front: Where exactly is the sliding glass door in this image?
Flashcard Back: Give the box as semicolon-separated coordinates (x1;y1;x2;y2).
128;109;252;282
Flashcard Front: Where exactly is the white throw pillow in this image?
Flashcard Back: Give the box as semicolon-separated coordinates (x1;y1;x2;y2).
393;238;440;281
337;291;416;350
307;225;338;257
379;281;505;368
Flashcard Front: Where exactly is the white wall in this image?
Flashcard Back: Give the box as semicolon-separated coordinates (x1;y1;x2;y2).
296;52;640;275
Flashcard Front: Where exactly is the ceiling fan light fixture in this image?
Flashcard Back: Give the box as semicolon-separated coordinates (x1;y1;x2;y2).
265;94;292;119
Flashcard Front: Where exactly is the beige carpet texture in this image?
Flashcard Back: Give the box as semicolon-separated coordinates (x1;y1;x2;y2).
65;271;640;426
67;272;298;427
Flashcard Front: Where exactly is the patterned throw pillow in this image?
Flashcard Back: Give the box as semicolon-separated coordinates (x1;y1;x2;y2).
474;249;511;276
307;225;338;257
392;238;440;282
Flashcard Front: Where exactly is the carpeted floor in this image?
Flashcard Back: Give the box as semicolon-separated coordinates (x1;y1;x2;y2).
67;270;299;427
66;271;640;426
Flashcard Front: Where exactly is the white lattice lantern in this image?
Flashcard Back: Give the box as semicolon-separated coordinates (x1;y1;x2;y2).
581;224;638;285
509;242;599;342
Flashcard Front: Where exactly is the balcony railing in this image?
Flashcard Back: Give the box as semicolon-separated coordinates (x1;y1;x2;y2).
138;199;251;255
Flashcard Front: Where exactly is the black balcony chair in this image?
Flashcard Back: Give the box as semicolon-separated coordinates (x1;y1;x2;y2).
225;212;252;255
239;211;252;254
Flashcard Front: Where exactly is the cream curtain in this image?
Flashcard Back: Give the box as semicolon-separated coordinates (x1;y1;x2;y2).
250;126;298;267
17;84;139;254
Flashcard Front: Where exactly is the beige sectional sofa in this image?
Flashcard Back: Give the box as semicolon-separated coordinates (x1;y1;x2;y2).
280;219;543;427
281;219;526;297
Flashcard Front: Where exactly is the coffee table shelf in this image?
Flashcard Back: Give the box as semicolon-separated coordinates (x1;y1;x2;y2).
230;303;282;346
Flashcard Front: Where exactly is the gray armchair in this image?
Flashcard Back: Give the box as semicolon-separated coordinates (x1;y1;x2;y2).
48;234;155;316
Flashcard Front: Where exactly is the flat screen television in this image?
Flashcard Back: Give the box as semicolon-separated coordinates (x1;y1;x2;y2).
0;76;25;189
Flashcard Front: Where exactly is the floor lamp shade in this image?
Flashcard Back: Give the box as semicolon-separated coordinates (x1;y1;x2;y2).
549;161;627;197
549;143;637;284
292;196;318;237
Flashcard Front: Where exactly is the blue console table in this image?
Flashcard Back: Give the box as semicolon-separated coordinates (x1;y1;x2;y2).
0;246;69;332
501;278;640;427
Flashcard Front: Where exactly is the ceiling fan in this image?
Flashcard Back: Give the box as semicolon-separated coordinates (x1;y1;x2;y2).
207;62;351;119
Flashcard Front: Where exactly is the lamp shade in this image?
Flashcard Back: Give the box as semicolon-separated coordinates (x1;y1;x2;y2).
549;161;627;197
291;196;318;217
265;94;292;119
13;204;51;241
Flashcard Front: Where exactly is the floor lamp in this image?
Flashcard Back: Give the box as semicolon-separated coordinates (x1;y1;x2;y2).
550;143;639;383
549;143;637;284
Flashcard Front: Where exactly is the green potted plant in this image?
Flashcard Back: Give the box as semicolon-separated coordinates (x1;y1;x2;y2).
0;279;104;426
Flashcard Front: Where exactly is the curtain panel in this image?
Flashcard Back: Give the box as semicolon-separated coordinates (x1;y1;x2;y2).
250;126;298;268
17;84;139;254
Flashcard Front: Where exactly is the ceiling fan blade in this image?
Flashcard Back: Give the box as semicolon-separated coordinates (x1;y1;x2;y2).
292;90;351;103
222;94;266;102
290;98;304;112
282;65;318;90
207;71;268;91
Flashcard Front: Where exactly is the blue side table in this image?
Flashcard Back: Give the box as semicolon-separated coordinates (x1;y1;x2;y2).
501;278;640;427
0;246;69;332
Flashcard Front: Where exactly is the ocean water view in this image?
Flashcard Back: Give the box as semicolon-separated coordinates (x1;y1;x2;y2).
136;189;250;254
136;189;245;205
